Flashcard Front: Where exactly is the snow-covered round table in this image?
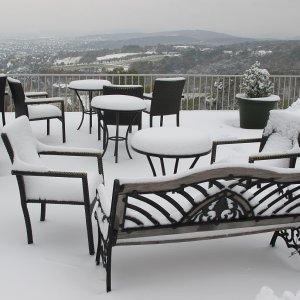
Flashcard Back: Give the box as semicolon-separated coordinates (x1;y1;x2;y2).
68;79;111;133
131;127;212;176
91;95;146;163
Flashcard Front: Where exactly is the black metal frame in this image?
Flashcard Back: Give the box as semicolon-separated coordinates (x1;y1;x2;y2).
1;130;104;255
95;166;300;292
132;145;211;176
0;75;7;126
143;78;186;127
7;78;66;143
93;106;144;164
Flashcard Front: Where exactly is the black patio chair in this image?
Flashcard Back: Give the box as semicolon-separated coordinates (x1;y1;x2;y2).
98;84;144;144
1;116;104;255
7;77;66;143
0;75;6;126
143;77;186;127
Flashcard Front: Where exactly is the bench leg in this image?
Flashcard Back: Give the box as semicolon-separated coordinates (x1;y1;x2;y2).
270;231;279;247
270;229;300;254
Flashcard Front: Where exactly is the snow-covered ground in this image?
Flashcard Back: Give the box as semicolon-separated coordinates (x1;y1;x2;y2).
0;111;300;300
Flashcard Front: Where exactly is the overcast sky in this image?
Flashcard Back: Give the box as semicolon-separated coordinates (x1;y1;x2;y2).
1;0;300;38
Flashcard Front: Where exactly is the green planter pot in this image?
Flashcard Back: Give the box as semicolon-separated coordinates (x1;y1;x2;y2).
236;94;280;129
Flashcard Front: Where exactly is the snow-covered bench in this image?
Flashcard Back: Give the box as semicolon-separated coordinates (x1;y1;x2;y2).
95;164;300;292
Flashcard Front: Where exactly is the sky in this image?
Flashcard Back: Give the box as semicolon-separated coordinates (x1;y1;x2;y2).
1;0;300;39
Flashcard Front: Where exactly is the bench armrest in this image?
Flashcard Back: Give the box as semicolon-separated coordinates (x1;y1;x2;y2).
211;137;262;164
249;151;300;164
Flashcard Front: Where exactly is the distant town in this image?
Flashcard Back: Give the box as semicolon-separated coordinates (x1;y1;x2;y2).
1;30;300;75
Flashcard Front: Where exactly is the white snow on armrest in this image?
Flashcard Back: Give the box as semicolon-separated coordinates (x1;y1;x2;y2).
37;141;102;155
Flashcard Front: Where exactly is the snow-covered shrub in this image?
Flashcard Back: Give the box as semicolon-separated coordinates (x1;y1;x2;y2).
241;61;274;98
255;286;300;300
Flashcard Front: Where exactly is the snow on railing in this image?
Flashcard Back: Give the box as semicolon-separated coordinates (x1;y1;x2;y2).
5;74;300;112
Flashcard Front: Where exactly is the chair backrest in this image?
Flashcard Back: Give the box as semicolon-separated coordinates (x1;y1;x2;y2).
1;116;46;171
0;75;6;113
259;105;300;168
7;77;28;118
102;85;144;126
150;77;186;116
103;85;143;98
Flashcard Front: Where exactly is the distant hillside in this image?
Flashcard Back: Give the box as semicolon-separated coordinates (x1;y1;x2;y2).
130;40;300;75
76;30;253;49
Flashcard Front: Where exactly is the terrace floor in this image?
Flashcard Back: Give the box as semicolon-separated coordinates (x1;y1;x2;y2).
0;111;299;300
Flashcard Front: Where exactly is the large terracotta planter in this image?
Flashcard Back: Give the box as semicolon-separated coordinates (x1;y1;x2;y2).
236;93;280;129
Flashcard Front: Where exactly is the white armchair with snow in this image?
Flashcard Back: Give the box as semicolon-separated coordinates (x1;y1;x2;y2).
1;116;104;255
211;100;300;168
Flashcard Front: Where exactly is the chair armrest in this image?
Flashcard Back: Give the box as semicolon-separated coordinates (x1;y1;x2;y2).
37;142;104;176
211;137;262;164
37;142;102;156
248;151;300;164
25;91;48;98
11;169;87;179
25;97;64;105
143;93;153;100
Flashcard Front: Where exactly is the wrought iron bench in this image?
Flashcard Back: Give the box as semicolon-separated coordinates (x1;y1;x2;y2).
95;164;300;292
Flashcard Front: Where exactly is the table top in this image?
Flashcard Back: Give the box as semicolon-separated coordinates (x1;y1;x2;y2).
91;95;146;112
68;79;112;91
131;127;211;157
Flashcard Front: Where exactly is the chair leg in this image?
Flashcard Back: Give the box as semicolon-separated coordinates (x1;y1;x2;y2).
20;200;33;244
106;245;112;292
2;111;5;126
150;116;153;127
40;203;46;221
160;116;163;127
176;113;180;127
47;119;50;135
103;126;107;150
84;204;95;255
61;116;66;143
97;112;101;141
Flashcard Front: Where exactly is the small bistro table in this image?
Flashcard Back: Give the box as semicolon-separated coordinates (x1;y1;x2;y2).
91;95;146;163
68;79;111;133
131;127;211;176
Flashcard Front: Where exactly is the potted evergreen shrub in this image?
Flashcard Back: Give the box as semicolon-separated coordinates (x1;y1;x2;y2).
236;61;279;129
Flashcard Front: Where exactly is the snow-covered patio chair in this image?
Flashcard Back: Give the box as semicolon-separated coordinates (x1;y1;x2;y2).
0;74;6;126
7;77;66;143
1;116;104;255
143;77;186;127
211;100;300;168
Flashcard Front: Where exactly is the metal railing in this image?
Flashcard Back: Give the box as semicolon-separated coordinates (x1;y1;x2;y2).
5;74;300;112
